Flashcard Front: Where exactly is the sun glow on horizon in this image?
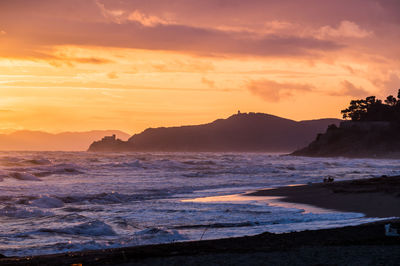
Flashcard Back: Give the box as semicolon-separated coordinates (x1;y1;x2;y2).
0;1;399;133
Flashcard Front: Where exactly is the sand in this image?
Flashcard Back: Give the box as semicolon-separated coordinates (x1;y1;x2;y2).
1;219;399;265
1;176;399;265
248;175;400;218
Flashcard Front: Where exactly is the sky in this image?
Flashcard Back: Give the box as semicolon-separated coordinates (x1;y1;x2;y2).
0;0;399;134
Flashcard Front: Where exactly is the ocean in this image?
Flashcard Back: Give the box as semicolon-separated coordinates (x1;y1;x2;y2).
0;151;398;256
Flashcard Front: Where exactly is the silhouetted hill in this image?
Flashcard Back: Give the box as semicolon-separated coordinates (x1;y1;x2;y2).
88;113;341;152
292;90;400;158
0;130;130;151
292;121;400;158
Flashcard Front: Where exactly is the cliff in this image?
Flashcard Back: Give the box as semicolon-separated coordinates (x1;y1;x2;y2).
88;113;341;152
291;121;400;158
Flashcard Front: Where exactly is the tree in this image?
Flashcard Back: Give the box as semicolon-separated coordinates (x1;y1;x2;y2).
341;89;400;122
341;99;369;121
385;95;397;106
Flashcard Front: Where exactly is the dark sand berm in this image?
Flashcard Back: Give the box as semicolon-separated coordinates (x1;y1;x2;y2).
248;175;400;218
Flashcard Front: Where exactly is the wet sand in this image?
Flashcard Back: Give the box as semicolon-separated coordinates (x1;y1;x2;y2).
1;176;399;265
248;175;400;218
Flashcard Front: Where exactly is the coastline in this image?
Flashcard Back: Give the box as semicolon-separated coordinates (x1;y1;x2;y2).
1;219;398;265
1;175;399;265
247;175;400;218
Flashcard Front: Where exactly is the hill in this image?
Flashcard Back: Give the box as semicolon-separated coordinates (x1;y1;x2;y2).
292;90;400;158
291;121;400;158
88;113;341;152
0;130;130;151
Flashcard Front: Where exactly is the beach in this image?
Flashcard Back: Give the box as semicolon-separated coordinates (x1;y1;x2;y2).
248;175;400;218
0;219;398;265
1;175;399;265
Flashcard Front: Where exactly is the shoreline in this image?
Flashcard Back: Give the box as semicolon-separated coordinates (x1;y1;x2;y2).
1;176;400;265
247;175;400;218
0;219;399;265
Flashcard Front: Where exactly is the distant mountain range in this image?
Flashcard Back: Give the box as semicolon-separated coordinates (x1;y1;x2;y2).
0;130;130;151
89;112;341;152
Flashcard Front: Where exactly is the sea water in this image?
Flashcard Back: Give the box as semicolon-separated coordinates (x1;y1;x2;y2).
0;151;398;256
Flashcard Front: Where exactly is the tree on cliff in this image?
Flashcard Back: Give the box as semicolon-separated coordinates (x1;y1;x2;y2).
341;89;400;121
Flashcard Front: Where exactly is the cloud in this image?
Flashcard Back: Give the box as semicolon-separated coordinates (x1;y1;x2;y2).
201;77;215;88
150;60;214;72
0;22;343;59
333;80;369;98
47;56;113;67
107;72;118;79
318;20;372;39
371;73;400;96
1;80;231;92
71;57;112;64
328;80;369;97
248;79;372;101
0;41;113;65
247;79;314;102
96;0;400;27
128;10;171;27
0;0;346;60
96;1;172;26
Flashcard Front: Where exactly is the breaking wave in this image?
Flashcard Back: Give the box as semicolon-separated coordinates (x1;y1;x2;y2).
0;151;399;257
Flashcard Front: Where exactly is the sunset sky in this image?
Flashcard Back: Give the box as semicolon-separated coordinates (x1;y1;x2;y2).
0;0;399;134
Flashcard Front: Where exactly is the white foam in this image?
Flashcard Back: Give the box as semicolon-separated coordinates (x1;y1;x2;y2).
114;160;143;168
52;220;116;236
0;151;400;257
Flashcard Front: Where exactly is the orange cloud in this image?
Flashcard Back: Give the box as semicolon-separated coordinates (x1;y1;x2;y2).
328;80;369;97
201;77;215;88
318;21;372;39
128;10;171;26
107;72;118;79
247;79;314;102
371;73;400;96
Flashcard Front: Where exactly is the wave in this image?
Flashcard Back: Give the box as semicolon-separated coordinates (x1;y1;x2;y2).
9;172;42;181
22;159;52;165
182;160;216;166
174;221;259;229
0;151;399;257
30;196;64;209
57;190;170;205
134;228;186;242
39;220;116;236
112;160;143;168
0;156;52;167
3;163;84;180
36;163;84;175
0;206;53;218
